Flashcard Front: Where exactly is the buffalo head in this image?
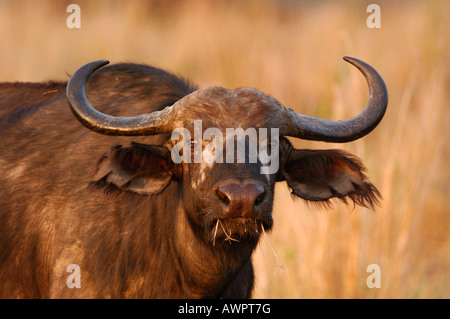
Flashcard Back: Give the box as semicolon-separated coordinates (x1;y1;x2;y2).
66;57;387;246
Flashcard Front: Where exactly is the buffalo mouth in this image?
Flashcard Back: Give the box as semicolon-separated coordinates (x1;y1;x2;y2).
206;216;273;246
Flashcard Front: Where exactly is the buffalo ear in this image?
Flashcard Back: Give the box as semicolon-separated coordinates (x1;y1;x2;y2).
281;149;380;209
91;142;173;195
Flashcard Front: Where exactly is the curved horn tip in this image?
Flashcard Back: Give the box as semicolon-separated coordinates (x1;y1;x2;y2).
80;59;110;71
94;59;110;66
343;56;381;77
343;56;366;67
343;56;356;62
90;59;110;65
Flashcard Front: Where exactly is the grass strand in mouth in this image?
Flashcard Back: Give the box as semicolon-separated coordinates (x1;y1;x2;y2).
213;219;219;246
208;217;272;246
219;220;240;244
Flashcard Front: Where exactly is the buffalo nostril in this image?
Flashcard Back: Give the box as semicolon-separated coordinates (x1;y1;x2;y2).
251;185;266;208
215;186;231;205
254;190;266;207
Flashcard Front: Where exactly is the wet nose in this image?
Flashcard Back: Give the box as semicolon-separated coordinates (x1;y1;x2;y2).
215;181;266;218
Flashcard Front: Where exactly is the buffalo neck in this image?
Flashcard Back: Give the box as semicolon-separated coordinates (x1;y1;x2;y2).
118;183;257;298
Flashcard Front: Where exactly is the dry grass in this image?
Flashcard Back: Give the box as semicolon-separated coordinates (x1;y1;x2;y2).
1;0;448;298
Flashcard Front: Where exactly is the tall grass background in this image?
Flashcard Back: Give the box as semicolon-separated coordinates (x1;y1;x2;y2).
0;0;448;298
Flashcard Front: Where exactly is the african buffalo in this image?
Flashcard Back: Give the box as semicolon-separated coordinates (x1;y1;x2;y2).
0;57;387;298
